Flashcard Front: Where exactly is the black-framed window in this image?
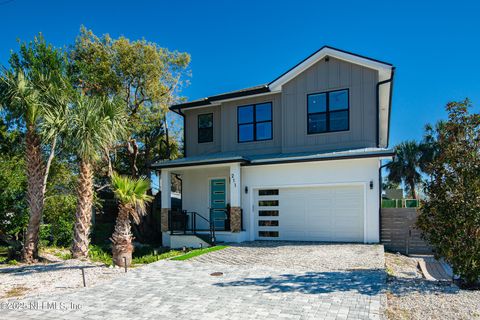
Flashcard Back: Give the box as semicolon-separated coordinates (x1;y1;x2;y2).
307;89;349;134
198;113;213;143
237;102;272;142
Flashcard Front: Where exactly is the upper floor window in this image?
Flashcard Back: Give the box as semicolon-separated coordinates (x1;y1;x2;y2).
237;102;272;142
307;89;349;134
198;113;213;143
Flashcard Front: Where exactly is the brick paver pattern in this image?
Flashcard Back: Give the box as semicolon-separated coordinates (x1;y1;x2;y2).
1;242;386;320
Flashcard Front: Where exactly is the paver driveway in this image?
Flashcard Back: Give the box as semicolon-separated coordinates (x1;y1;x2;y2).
1;242;386;320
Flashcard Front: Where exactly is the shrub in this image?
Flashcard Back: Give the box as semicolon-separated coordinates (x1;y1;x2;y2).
39;224;52;248
417;99;480;286
7;259;18;265
88;245;112;265
0;156;28;239
43;195;76;247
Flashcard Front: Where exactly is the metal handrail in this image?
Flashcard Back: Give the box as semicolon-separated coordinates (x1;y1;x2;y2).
168;210;216;245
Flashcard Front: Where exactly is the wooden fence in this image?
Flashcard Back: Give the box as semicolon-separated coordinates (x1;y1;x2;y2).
381;208;432;254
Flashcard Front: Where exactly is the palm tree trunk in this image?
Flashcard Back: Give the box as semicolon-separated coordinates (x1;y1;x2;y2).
22;128;46;263
111;203;134;267
409;181;417;199
71;160;94;259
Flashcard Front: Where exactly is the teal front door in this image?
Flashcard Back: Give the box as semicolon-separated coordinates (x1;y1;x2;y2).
210;178;227;230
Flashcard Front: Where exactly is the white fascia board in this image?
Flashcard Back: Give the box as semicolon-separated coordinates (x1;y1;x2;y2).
269;47;393;91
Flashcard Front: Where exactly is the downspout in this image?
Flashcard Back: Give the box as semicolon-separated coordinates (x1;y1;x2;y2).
376;67;396;148
378;161;391;243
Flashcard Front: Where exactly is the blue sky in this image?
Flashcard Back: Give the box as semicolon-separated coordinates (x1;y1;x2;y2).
1;0;479;146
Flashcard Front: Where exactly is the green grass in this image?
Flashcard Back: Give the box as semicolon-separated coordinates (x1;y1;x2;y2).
7;259;18;265
171;245;228;261
88;245;184;266
132;250;182;265
41;246;73;260
88;245;113;265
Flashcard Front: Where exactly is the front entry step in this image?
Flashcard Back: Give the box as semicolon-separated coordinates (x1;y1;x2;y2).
170;234;212;249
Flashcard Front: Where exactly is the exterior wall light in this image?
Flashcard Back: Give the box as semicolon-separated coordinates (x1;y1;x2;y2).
370;181;374;190
245;186;248;194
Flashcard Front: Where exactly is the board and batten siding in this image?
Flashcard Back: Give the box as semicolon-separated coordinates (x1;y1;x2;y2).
184;105;222;156
220;93;282;156
282;57;378;153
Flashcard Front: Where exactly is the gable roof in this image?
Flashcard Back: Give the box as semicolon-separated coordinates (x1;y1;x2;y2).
268;45;393;91
171;45;395;148
171;45;393;110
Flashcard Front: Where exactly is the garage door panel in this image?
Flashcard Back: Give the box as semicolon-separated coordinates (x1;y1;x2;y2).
255;185;364;242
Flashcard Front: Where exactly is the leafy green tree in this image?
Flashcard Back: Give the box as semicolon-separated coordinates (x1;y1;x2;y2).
0;155;28;243
386;141;424;199
110;173;153;267
69;26;190;178
69;95;127;258
43;160;77;247
417;99;480;286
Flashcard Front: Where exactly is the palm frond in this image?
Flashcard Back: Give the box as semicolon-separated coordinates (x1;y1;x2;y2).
68;94;128;162
0;69;42;126
111;172;153;224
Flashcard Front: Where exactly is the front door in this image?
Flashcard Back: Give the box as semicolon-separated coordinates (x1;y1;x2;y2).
210;178;227;230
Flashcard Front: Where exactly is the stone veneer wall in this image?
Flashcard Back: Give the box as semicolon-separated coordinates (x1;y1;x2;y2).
161;208;169;232
230;207;241;233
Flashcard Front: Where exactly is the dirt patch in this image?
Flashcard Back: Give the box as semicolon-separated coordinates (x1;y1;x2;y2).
0;258;126;300
3;286;29;299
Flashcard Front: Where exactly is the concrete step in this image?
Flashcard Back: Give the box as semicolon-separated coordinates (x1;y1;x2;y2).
170;234;211;249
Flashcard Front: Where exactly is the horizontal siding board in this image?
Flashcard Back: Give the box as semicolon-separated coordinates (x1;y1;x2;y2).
381;208;432;254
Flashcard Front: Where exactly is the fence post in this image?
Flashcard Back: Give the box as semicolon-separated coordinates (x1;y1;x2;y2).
81;268;86;287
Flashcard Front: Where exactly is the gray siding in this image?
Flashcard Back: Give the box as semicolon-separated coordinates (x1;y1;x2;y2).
220;93;282;156
282;57;378;153
183;57;380;157
184;105;221;156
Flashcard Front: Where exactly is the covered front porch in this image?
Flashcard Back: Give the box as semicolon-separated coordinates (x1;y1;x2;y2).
158;160;248;247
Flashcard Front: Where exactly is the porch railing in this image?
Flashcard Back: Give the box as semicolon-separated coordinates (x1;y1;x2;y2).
168;210;216;245
209;208;230;231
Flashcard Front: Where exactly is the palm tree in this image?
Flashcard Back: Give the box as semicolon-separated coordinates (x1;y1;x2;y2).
1;71;45;262
69;95;126;259
386;141;423;199
110;173;153;267
0;71;70;262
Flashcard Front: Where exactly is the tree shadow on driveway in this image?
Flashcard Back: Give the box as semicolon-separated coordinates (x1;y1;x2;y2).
213;270;385;295
0;263;97;276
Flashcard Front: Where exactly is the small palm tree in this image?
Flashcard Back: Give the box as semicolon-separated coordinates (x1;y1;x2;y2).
69;95;126;259
110;173;153;267
386;141;423;199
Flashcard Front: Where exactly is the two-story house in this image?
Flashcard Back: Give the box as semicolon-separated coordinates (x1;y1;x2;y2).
153;46;395;248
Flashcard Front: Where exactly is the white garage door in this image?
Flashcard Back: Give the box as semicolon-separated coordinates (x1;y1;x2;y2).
254;185;364;242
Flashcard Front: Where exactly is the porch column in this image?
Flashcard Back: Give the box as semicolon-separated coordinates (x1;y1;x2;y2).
229;163;241;232
160;169;171;232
